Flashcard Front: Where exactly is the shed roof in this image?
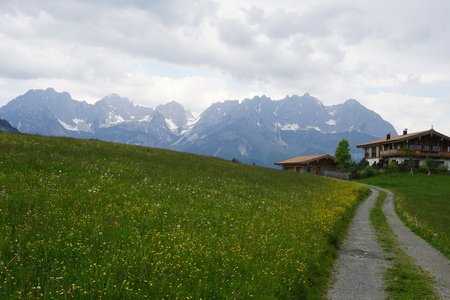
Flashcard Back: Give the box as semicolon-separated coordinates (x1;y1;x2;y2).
356;129;450;148
275;154;335;166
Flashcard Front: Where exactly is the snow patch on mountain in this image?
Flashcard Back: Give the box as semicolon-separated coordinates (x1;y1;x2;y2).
238;145;248;157
139;116;152;122
280;123;300;131
307;126;322;131
186;117;199;126
58;118;93;132
101;111;125;127
326;119;336;126
58;119;78;131
165;118;178;132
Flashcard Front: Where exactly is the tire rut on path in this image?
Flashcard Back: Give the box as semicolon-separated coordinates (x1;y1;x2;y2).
381;187;450;299
327;188;387;300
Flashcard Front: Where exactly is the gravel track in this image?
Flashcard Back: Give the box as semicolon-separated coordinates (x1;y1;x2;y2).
381;187;450;299
327;188;387;300
327;185;450;299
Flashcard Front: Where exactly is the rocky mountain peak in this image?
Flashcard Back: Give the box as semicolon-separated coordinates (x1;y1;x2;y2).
287;94;323;106
343;99;361;106
29;87;72;101
155;101;194;130
96;94;134;111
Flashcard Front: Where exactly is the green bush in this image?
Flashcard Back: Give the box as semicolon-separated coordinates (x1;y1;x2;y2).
361;166;376;178
419;158;434;173
438;163;449;173
358;158;369;168
398;159;413;172
349;168;360;179
386;160;399;175
350;165;377;179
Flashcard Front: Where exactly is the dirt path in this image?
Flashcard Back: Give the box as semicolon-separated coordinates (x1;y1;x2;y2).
381;187;450;299
327;188;387;300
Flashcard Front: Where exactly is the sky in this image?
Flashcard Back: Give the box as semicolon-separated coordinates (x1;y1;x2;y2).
0;0;449;134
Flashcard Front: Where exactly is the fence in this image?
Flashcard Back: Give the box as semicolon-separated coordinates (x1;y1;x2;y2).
324;170;349;180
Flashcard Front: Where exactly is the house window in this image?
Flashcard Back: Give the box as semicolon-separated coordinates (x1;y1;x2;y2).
423;145;430;151
371;147;377;158
432;146;441;152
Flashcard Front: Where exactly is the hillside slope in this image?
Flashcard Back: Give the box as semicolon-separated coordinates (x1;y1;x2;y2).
0;133;367;298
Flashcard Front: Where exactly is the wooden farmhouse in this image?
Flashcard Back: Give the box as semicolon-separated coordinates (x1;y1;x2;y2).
357;128;450;170
275;154;337;175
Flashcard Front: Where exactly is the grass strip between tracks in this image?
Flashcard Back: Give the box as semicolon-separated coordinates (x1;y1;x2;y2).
370;190;438;299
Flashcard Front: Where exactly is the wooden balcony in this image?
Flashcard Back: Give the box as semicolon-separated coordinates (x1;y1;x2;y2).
380;150;450;158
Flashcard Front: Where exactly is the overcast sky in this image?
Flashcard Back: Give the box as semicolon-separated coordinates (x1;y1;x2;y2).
0;0;449;134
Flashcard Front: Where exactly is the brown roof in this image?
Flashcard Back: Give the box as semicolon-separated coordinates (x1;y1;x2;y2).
275;154;335;166
356;129;450;148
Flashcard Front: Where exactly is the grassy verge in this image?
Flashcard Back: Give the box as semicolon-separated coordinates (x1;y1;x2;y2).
360;173;450;259
370;190;438;299
0;133;368;299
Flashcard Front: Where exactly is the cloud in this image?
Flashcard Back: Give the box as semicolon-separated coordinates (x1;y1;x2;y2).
0;0;449;134
0;70;234;115
362;92;450;134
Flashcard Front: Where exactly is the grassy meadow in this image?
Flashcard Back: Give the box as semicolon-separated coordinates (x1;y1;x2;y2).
360;173;450;259
0;133;368;299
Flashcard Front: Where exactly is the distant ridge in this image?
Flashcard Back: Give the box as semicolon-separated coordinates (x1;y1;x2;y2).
0;88;397;166
0;118;19;133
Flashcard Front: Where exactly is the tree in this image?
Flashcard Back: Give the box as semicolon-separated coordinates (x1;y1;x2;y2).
335;139;352;171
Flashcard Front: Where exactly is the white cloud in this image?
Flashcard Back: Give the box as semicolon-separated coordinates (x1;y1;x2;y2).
362;92;450;134
0;0;449;134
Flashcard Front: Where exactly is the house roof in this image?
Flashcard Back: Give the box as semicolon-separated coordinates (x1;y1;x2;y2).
274;154;335;166
356;129;450;148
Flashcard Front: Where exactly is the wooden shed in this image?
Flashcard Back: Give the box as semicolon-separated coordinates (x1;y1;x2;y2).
274;154;337;175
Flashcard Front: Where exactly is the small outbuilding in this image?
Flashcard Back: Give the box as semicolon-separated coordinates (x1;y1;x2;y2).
275;154;337;175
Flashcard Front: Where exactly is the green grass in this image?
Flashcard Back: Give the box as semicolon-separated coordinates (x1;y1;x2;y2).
370;190;438;299
360;173;450;259
0;133;368;299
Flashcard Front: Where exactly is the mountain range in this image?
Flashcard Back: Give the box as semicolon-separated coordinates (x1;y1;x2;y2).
0;88;397;167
